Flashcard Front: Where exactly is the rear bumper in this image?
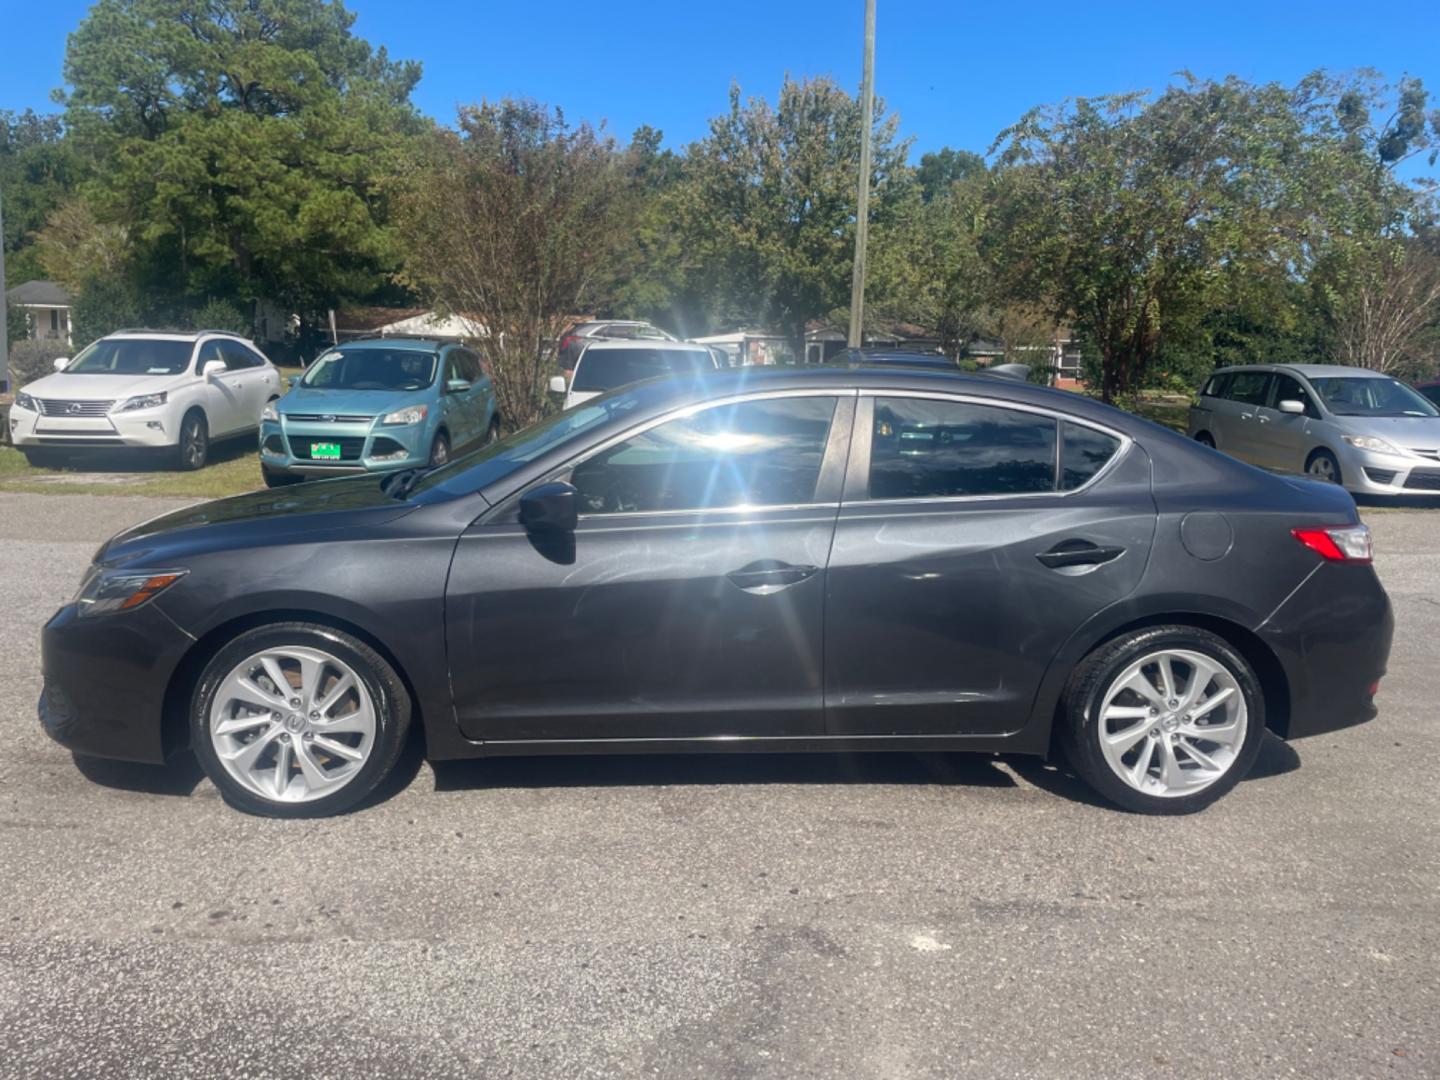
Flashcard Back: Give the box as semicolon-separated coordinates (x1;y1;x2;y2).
39;601;192;764
1259;563;1394;740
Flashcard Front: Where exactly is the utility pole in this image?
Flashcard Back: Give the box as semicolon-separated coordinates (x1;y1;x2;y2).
847;0;877;349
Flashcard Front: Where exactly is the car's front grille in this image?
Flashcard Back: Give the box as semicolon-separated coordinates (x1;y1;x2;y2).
1406;447;1440;462
35;398;114;417
287;435;367;461
1403;469;1440;491
285;414;372;424
1364;468;1398;485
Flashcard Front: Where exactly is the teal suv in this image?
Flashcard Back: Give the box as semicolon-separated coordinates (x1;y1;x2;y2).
260;338;499;486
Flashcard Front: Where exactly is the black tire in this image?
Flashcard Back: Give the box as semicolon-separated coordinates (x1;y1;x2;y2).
190;622;411;818
428;430;450;467
174;410;209;471
1058;625;1266;815
484;416;501;445
1305;448;1342;485
1194;431;1215;448
262;466;299;488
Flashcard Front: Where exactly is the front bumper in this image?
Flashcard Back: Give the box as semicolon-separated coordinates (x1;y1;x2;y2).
1259;562;1394;740
39;600;194;764
260;418;429;476
1336;445;1440;495
9;406;177;449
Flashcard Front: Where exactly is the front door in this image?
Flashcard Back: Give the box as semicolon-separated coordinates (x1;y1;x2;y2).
1250;372;1318;472
825;393;1157;736
195;339;245;434
446;392;851;742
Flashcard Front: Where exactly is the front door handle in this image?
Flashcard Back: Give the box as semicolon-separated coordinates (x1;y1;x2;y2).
726;560;819;595
1036;541;1125;570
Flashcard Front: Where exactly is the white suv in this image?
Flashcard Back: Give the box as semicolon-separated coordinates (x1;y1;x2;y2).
9;330;281;470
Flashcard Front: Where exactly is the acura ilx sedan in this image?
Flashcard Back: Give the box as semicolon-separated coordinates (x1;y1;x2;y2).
41;366;1392;817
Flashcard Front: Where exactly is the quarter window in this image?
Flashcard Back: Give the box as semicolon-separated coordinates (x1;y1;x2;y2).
869;398;1058;499
1060;422;1122;490
570;396;839;514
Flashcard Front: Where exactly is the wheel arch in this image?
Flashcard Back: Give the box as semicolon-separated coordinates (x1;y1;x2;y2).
1035;609;1293;758
161;608;425;759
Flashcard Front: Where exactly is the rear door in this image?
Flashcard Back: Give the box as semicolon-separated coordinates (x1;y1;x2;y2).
445;392;853;741
824;392;1156;736
221;340;274;429
1215;371;1273;464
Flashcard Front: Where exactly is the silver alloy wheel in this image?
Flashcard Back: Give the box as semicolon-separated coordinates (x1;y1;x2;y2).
1307;454;1338;482
181;416;207;469
208;645;376;803
1096;648;1248;799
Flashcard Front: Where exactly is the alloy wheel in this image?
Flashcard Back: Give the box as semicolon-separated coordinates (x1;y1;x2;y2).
1307;454;1338;483
208;646;376;803
1095;648;1248;799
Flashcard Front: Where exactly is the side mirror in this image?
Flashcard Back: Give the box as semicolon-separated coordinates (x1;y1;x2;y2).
446;378;471;394
202;359;227;379
519;481;579;533
548;375;567;395
1278;399;1305;415
52;357;70;372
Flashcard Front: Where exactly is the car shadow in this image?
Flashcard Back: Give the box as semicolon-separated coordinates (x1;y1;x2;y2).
1354;493;1440;510
29;435;255;474
429;749;1017;793
71;751;207;797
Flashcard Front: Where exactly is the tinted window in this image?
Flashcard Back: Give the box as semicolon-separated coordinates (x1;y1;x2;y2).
1060;422;1122;490
1201;372;1232;398
220;340;263;370
869;398;1057;499
572;347;715;393
1419;385;1440;408
65;338;195;376
1310;376;1439;418
570;396;838;513
302;348;437;391
454;349;483;381
1226;372;1272;406
1270;374;1319;418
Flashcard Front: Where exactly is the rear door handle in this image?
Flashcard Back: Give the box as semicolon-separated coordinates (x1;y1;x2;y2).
726;560;819;595
1036;542;1125;569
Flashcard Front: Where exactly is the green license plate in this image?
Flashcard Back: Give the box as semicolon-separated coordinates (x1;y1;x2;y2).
310;442;342;460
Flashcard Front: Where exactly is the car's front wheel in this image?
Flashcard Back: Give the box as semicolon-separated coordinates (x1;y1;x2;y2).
1059;625;1265;814
174;410;209;471
261;465;299;488
428;431;450;467
1305;448;1342;485
190;623;411;817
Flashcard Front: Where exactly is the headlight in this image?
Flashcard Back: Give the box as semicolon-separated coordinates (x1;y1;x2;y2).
1341;434;1402;455
381;404;429;426
16;391;39;412
261;402;279;422
75;567;187;618
115;391;168;413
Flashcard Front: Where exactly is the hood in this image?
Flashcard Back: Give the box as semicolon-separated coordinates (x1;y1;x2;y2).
1335;415;1440;448
20;371;189;400
279;384;428;420
100;473;417;566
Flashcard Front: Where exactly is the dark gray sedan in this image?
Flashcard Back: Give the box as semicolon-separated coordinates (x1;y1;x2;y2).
40;366;1392;817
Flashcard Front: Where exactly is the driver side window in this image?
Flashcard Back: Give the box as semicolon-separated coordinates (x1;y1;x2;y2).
569;395;839;514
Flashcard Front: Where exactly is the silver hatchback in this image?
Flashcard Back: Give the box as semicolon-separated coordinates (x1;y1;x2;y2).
1187;364;1440;496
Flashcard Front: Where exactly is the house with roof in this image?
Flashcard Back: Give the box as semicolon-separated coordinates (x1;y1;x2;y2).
5;280;73;345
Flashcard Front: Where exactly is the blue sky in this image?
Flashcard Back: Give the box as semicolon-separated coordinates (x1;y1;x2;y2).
3;0;1438;172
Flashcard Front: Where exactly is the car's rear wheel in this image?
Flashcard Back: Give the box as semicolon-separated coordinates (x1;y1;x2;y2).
1059;625;1265;814
174;410;209;471
190;623;410;818
429;431;450;467
1305;448;1341;485
484;417;501;445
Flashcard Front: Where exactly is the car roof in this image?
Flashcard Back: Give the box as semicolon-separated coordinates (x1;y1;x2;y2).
106;329;245;342
1212;363;1392;379
326;337;442;353
578;339;714;353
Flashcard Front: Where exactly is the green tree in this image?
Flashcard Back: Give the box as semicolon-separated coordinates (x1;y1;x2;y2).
61;0;424;326
914;146;985;202
676;77;912;354
0;110;83;285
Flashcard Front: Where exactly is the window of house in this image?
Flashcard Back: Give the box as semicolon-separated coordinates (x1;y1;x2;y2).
570;396;839;514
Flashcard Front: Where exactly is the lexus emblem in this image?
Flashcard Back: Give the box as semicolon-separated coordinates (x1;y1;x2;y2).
67;402;83;415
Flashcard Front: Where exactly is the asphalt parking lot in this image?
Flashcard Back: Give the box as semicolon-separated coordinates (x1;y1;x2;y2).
0;493;1436;1079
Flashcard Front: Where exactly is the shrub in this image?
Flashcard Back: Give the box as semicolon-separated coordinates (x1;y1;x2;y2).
8;338;72;389
189;298;250;335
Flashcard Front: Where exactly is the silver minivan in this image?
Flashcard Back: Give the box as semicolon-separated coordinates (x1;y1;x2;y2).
1187;363;1440;496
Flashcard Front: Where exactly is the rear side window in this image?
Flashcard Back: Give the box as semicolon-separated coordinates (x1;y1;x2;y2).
1060;422;1122;490
572;348;714;393
869;398;1058;499
1201;373;1232;398
1226;372;1272;406
570;396;838;513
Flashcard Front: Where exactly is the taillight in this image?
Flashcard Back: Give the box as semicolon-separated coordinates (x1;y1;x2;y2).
1292;524;1372;563
560;335;578;352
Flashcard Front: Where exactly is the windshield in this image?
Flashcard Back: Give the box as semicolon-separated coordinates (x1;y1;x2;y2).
302;349;437;391
1310;376;1440;418
572;347;714;393
65;338;193;376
